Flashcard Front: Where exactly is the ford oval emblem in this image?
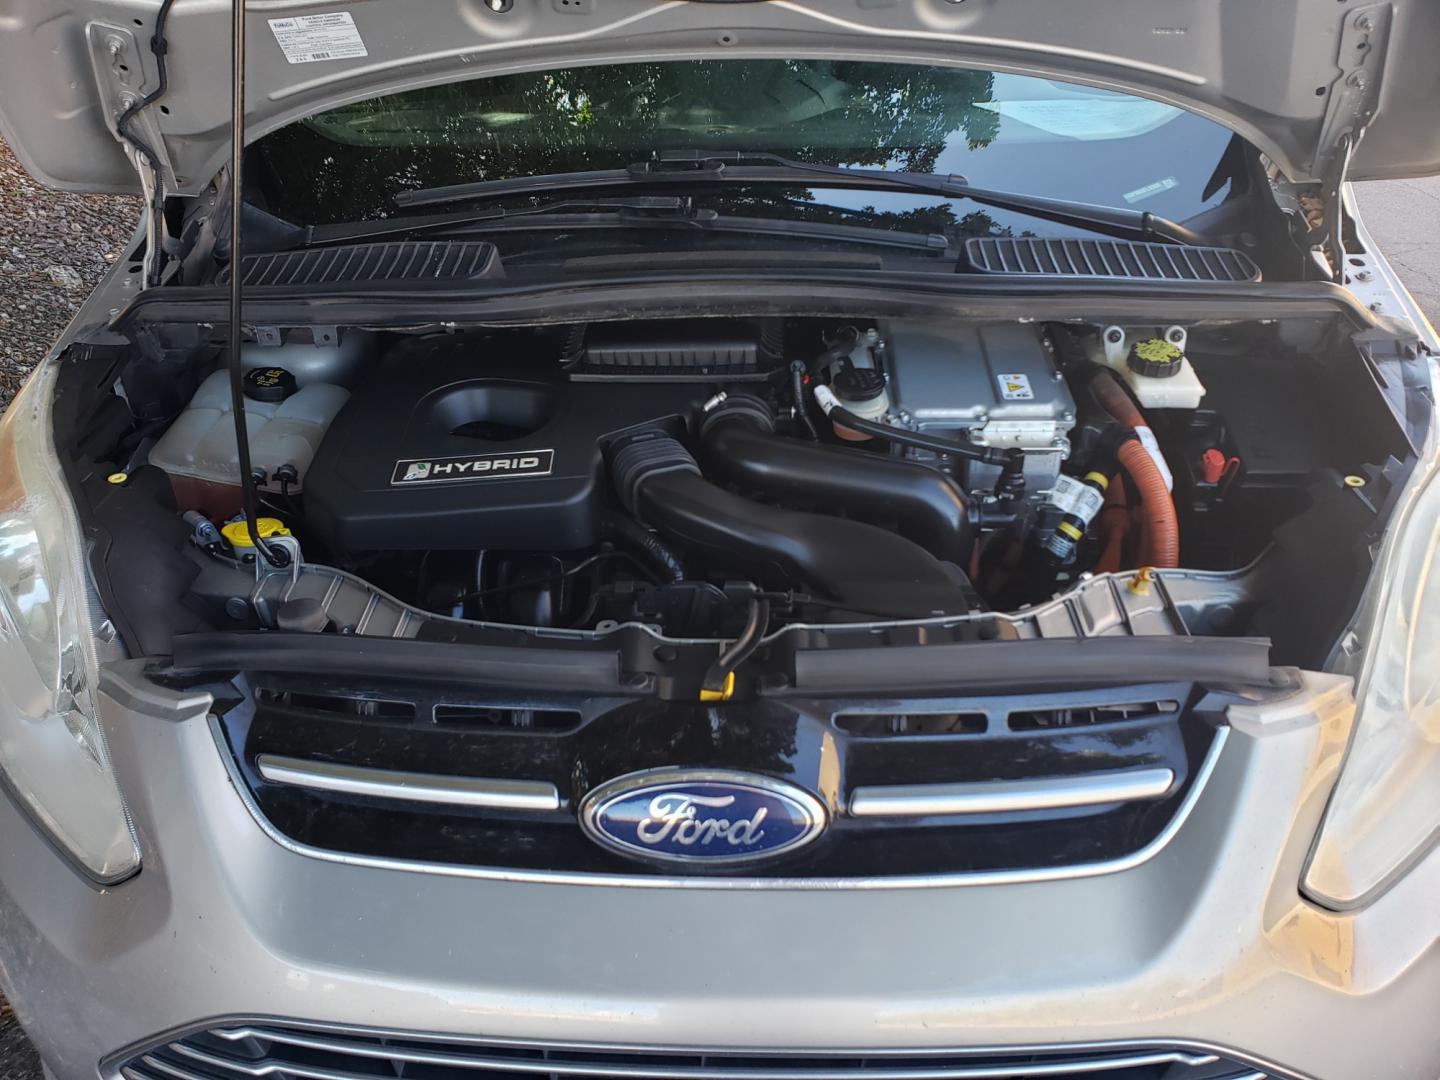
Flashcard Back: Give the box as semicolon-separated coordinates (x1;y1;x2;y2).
579;769;828;867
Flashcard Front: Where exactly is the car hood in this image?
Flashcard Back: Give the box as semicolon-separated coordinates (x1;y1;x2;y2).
2;0;1436;196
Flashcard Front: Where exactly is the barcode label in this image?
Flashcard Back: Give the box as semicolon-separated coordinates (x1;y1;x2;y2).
269;12;368;65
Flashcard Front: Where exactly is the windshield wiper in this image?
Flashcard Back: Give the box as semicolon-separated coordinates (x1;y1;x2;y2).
395;150;1204;246
303;195;951;254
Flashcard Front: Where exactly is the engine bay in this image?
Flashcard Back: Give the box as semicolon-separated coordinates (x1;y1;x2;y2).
60;303;1418;692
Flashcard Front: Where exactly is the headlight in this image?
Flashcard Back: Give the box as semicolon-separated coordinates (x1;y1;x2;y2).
1303;423;1440;909
0;361;139;883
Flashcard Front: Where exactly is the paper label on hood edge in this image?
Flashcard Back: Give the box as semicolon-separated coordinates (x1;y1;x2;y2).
268;13;369;65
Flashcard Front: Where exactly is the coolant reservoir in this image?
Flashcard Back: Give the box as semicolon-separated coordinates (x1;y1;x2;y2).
149;369;349;519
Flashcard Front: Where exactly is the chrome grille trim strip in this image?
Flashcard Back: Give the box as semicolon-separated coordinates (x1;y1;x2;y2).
209;719;1229;890
848;768;1176;818
255;755;562;812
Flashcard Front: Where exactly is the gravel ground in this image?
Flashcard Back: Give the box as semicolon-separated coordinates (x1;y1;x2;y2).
0;140;140;410
0;135;140;1080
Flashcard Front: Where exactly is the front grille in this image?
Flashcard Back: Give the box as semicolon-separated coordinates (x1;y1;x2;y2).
207;673;1221;881
117;1024;1268;1080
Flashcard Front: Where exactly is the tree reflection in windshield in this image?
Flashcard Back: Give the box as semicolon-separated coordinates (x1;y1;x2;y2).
252;60;999;224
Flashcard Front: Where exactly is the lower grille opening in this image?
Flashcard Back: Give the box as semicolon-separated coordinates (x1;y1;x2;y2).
116;1023;1269;1080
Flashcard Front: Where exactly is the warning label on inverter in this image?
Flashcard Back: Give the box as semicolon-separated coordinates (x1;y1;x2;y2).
268;13;368;65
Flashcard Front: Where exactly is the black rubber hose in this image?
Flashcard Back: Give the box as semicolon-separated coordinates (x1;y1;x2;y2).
790;362;820;440
701;597;770;696
820;397;1014;465
701;408;974;564
613;438;971;619
115;0;177;286
602;512;686;583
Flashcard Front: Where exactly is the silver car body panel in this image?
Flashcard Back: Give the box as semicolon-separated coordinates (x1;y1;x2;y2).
0;664;1437;1080
2;0;1440;195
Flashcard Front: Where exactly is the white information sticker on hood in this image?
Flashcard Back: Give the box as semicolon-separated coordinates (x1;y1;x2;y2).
269;13;368;65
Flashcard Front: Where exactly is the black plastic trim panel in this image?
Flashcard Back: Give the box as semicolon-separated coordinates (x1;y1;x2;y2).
966;237;1261;282
224;240;501;288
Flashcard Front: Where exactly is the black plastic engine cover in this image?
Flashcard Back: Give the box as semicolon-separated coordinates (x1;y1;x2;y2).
303;339;707;554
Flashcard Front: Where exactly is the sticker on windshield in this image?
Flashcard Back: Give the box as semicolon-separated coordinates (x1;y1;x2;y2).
1122;177;1179;204
997;374;1035;401
268;13;368;65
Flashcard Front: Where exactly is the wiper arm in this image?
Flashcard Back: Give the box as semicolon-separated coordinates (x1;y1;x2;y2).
307;197;697;245
396;150;1204;246
305;195;951;255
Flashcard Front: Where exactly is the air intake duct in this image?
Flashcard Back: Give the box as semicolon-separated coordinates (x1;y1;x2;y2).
698;399;975;564
610;436;972;619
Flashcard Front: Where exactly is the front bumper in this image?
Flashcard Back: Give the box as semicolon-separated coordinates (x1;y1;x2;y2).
0;665;1437;1080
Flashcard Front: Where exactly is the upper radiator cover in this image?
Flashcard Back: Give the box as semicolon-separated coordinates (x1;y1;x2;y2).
966;237;1260;283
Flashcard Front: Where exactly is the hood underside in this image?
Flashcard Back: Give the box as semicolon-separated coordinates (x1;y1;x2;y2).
2;0;1437;196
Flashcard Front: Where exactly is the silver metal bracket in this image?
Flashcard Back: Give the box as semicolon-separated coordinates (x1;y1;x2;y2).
1313;4;1390;184
84;21;175;188
253;535;304;589
1312;4;1390;278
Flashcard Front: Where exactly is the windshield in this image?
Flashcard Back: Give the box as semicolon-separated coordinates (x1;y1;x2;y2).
250;60;1239;235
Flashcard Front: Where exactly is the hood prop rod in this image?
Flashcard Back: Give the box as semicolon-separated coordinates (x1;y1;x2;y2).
226;0;287;569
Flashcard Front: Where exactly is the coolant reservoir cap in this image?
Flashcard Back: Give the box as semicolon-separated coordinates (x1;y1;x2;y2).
221;517;291;548
833;365;887;403
1128;338;1184;379
243;365;298;402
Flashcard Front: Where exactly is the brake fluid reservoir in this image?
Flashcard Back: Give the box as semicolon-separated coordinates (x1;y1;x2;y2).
1101;325;1205;410
149;368;349;519
825;328;892;440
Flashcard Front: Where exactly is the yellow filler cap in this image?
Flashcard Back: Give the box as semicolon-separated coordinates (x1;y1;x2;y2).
221;517;290;549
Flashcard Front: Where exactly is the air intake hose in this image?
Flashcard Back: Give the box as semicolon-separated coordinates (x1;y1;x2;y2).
699;399;975;564
610;435;972;619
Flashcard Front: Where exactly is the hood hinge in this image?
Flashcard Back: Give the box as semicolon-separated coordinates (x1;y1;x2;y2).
84;11;177;287
1312;3;1390;281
